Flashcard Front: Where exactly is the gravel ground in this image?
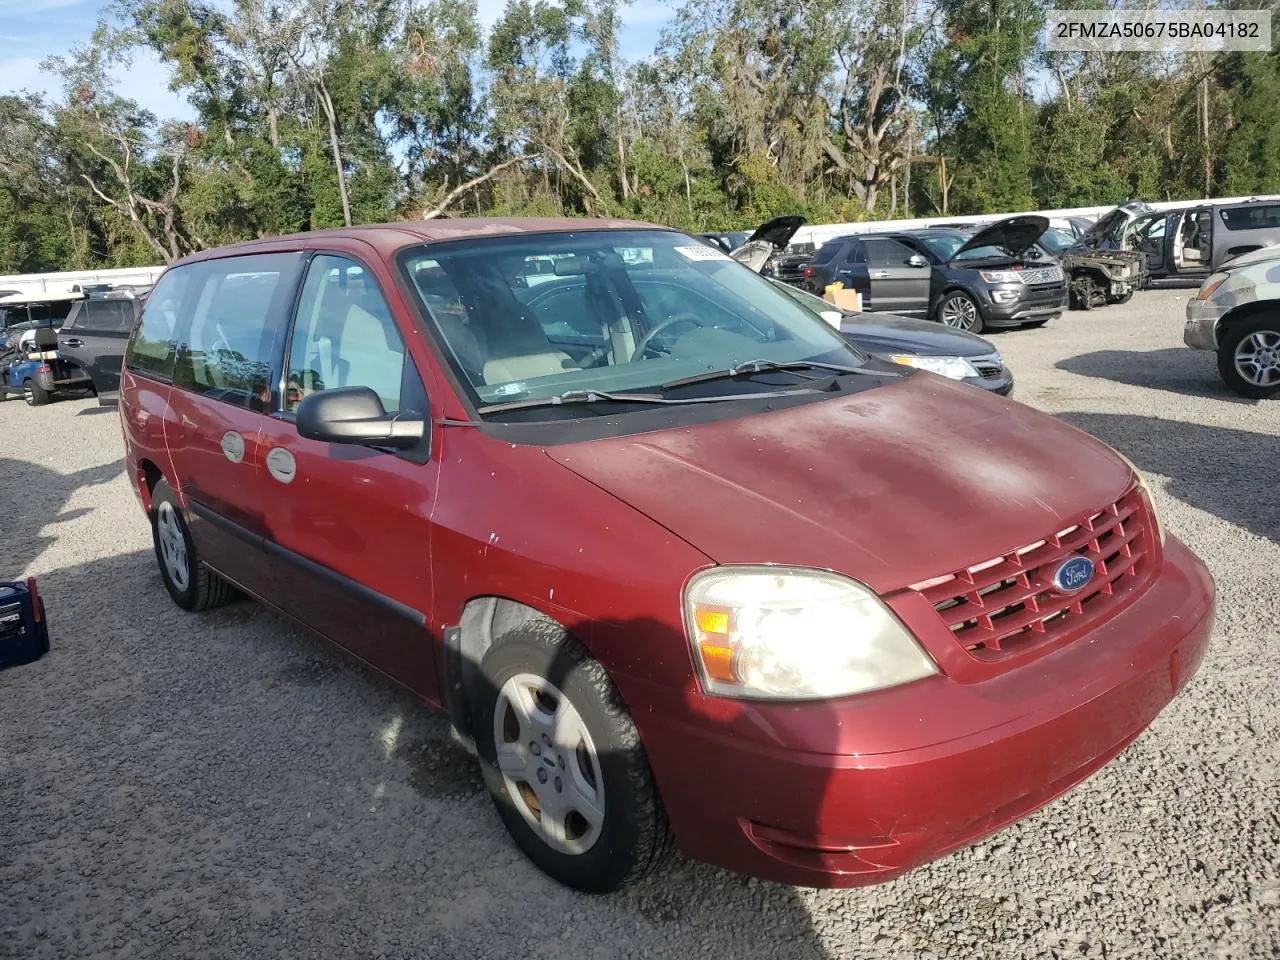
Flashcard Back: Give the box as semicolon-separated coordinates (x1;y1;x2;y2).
1;288;1278;959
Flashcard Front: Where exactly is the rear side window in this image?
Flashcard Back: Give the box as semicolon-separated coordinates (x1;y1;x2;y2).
864;238;918;266
60;302;86;331
126;269;193;380
1219;204;1280;231
812;240;844;264
74;300;136;332
173;253;303;410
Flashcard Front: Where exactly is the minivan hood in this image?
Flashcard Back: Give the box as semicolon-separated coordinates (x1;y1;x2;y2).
545;376;1131;594
952;215;1049;261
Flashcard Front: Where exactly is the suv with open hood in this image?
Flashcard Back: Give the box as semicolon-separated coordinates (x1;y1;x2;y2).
801;216;1068;333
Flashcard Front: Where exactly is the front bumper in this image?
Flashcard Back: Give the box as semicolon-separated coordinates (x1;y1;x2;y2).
1184;297;1227;351
631;536;1214;887
979;284;1069;327
962;359;1014;396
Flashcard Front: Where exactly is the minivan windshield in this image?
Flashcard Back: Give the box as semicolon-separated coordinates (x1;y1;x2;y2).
399;230;869;413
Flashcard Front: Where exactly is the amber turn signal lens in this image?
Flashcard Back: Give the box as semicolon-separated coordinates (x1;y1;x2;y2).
697;642;738;683
694;606;730;635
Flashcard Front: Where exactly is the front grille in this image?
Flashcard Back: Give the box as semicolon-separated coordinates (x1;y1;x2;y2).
910;489;1153;661
1021;266;1064;285
977;365;1003;380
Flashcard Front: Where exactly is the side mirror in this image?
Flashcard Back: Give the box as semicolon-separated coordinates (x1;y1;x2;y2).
296;386;425;450
907;254;928;268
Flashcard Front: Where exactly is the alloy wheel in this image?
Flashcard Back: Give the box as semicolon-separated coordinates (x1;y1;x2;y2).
492;672;606;856
941;296;978;330
1234;331;1280;388
22;382;33;405
156;501;191;592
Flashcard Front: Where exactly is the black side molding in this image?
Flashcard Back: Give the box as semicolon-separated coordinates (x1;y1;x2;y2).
187;499;426;628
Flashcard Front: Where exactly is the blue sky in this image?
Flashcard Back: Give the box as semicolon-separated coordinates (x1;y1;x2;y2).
0;0;674;121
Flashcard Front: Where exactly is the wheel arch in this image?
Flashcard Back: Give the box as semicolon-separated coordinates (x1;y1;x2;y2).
1217;299;1280;345
136;458;164;514
444;596;561;749
934;285;980;320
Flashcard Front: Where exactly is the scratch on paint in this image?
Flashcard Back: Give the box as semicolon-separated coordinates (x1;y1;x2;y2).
1032;496;1061;519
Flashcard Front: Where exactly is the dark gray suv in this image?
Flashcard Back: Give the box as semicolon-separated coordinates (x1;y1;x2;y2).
801;216;1068;333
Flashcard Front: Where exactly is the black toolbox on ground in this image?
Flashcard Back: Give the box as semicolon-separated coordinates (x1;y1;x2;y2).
0;578;50;669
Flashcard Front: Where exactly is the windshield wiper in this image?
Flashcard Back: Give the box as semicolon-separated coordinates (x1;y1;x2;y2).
660;358;901;390
479;385;826;415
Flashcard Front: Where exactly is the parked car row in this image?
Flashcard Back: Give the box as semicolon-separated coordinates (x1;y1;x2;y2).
0;284;148;406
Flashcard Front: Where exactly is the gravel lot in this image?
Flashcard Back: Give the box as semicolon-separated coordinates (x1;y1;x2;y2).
2;288;1278;959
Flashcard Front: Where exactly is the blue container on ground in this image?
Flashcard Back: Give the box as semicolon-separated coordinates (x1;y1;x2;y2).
0;579;50;669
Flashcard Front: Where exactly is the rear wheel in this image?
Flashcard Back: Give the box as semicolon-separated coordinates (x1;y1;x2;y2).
150;480;239;611
937;292;983;333
472;619;671;893
1218;315;1280;399
23;378;49;406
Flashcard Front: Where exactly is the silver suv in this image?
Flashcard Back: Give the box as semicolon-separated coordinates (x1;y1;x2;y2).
1185;246;1280;398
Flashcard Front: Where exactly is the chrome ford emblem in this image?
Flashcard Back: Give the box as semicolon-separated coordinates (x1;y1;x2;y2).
1051;556;1095;593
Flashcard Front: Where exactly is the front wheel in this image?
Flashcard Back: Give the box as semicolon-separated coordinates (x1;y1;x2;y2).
23;378;50;406
1218;315;1280;399
150;480;239;611
473;619;671;893
937;292;984;333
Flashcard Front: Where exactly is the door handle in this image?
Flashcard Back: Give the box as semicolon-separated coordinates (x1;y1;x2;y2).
60;338;84;348
871;271;890;279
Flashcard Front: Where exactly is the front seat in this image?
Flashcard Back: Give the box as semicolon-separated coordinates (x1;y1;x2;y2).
338;286;406;411
480;309;574;385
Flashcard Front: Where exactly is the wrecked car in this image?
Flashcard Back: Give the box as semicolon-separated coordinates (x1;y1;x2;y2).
1038;226;1147;309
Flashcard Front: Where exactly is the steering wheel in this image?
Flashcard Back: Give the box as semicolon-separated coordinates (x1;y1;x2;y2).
630;313;703;360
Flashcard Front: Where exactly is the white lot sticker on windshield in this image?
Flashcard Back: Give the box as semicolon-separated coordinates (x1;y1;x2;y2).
674;245;732;262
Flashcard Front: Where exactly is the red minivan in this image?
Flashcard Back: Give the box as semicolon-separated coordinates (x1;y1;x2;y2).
119;220;1216;893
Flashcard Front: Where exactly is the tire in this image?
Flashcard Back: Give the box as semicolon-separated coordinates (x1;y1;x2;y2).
936;292;984;333
23;378;49;406
1217;314;1280;399
150;480;239;611
472;618;671;893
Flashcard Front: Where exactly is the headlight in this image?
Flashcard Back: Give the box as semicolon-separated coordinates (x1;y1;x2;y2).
980;270;1023;283
683;566;938;700
888;354;981;380
1112;450;1166;546
1197;272;1230;300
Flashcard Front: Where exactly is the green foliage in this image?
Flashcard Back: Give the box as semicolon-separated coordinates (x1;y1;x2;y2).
1;0;1277;274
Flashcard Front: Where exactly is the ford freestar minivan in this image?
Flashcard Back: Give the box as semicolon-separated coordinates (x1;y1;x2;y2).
118;219;1216;894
